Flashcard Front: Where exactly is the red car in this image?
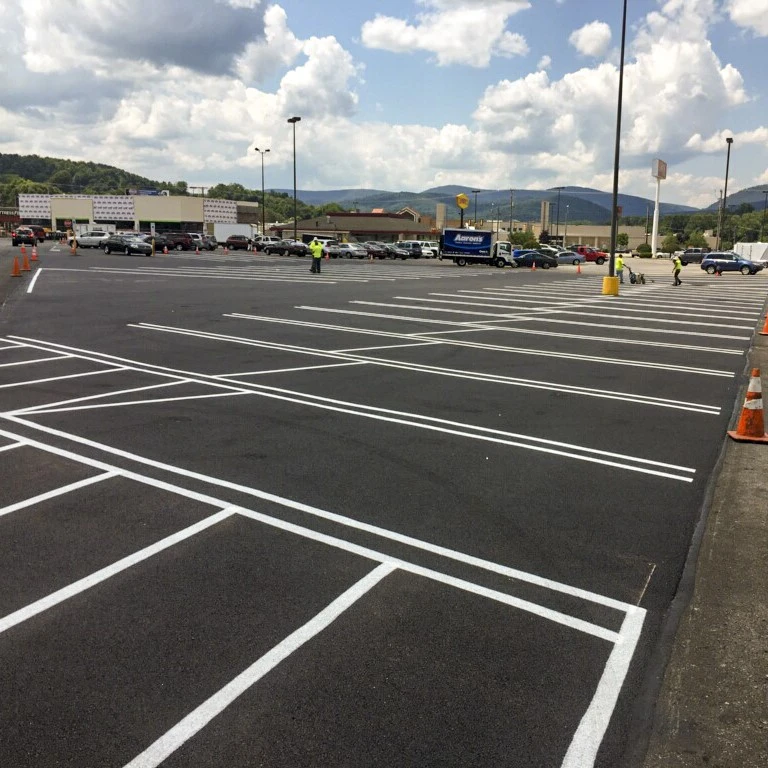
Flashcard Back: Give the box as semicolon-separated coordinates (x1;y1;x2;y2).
225;235;251;251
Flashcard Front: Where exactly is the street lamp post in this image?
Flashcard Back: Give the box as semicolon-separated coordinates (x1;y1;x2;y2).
254;147;270;236
760;190;768;242
471;190;481;226
564;204;570;245
719;137;734;250
604;0;628;295
287;116;301;240
554;187;565;244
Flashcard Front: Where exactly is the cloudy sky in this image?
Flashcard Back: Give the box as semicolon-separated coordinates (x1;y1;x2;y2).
1;0;766;207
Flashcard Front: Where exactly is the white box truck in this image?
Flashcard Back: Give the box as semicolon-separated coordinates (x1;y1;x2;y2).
213;223;256;243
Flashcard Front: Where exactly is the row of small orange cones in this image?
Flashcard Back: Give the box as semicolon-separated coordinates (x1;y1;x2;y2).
10;245;39;276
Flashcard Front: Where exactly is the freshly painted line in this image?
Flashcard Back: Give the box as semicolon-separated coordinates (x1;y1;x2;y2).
2;337;700;477
135;323;720;415
0;472;117;519
83;266;338;285
26;268;42;294
0;368;126;390
12;380;189;415
0;424;637;613
561;608;646;767
217;361;367;378
411;296;753;329
333;341;442;352
295;307;744;355
122;562;396;768
0;355;72;368
0;442;22;453
25;391;251;415
351;300;750;340
226;314;735;377
0;508;236;635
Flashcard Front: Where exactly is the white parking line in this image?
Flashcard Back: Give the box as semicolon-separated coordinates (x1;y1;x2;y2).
0;368;125;390
122;563;396;768
26;268;43;294
0;472;118;520
0;355;72;368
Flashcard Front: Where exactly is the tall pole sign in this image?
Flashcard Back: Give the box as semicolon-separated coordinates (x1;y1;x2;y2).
651;158;667;257
456;193;469;229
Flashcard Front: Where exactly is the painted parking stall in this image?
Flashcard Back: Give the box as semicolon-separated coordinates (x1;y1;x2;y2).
0;260;766;767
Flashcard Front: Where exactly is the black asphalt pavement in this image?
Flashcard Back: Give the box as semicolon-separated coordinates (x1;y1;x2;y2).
0;242;766;767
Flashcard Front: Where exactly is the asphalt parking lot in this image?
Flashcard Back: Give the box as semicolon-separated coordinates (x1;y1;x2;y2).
0;241;766;767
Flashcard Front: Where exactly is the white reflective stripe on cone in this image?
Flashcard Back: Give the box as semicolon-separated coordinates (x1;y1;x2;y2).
744;398;764;410
747;378;762;394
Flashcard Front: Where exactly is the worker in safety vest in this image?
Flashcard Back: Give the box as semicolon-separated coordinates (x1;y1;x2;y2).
672;254;682;286
309;239;324;273
615;254;624;284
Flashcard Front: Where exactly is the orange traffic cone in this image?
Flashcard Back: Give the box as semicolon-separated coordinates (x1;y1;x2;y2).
163;245;168;254
30;245;38;262
224;246;229;254
576;262;581;274
728;368;768;443
759;314;768;336
10;255;21;277
531;259;537;271
20;244;27;259
21;252;31;271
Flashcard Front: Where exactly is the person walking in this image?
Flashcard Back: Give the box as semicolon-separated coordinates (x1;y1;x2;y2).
615;253;624;284
309;238;324;273
672;254;682;286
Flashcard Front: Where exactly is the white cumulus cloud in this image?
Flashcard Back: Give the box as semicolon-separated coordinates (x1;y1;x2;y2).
569;21;612;57
360;0;531;67
726;0;768;36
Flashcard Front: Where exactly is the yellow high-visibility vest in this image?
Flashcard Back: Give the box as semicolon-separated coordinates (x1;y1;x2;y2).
616;256;624;270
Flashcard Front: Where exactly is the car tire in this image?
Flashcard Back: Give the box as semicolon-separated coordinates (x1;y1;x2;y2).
456;257;467;267
542;262;550;269
573;259;581;265
596;257;605;265
741;266;751;275
175;244;183;251
705;265;716;274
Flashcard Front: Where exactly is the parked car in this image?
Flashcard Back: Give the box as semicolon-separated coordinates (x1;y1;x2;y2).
252;235;281;251
676;247;709;265
264;239;311;256
11;227;37;246
327;242;369;259
363;241;388;259
225;234;251;251
415;240;439;257
70;230;110;248
382;243;410;260
102;234;152;256
700;252;765;275
512;250;559;269
163;232;194;251
397;241;424;258
203;235;218;250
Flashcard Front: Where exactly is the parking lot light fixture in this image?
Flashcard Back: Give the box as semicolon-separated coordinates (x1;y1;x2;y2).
719;137;734;249
471;190;481;226
761;190;768;242
287;116;301;240
554;186;565;243
604;0;628;296
254;147;270;236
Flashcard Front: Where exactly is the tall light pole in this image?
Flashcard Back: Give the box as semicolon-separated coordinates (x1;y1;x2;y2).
254;147;270;236
719;136;734;250
508;189;514;239
554;186;565;243
471;190;481;226
287;116;301;240
761;190;768;243
604;0;628;296
564;204;570;246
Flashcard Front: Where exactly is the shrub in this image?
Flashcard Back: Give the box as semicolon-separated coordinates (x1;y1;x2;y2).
635;243;652;258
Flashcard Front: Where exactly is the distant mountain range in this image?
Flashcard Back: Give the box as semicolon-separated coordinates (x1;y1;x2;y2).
272;184;697;224
704;184;768;212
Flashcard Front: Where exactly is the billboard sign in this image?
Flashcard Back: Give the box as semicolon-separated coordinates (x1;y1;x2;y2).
455;193;470;210
652;159;667;180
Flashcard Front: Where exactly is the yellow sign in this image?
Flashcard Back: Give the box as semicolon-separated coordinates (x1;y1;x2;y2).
456;193;470;210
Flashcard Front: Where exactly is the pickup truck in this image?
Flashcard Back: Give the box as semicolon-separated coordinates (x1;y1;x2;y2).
673;247;709;265
571;245;608;264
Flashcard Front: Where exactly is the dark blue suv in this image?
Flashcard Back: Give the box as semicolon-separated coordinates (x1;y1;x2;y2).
700;252;764;275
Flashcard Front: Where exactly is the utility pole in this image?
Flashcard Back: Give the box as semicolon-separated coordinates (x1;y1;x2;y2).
716;190;724;250
645;204;650;245
509;189;514;240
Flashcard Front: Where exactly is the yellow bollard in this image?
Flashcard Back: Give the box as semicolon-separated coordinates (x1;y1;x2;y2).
602;276;620;296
